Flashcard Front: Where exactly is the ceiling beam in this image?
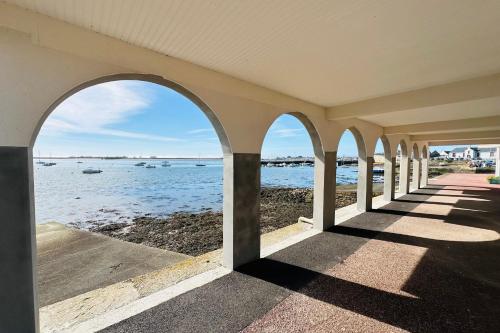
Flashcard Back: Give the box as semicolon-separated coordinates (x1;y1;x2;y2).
411;130;500;142
327;73;500;120
384;115;500;135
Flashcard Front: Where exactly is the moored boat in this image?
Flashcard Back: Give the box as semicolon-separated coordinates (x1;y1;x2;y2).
82;168;102;174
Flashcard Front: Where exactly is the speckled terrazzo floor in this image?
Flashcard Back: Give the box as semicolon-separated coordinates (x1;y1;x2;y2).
102;174;500;333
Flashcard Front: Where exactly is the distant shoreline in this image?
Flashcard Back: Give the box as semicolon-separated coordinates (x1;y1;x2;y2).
33;157;224;160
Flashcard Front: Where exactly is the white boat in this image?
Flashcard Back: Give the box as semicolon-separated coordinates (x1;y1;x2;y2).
82;168;102;174
161;161;171;167
135;162;146;166
43;162;56;166
145;164;156;168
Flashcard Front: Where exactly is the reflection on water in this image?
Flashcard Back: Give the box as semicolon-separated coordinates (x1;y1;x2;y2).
34;158;361;227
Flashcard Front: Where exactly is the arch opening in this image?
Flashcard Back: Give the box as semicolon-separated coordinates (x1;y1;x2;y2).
259;113;322;249
396;140;408;193
335;128;366;212
32;75;231;319
373;136;391;199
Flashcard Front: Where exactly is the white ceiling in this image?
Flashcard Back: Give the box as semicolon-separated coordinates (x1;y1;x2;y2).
6;0;500;107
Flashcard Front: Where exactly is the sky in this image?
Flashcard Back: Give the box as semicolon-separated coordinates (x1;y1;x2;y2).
34;80;451;158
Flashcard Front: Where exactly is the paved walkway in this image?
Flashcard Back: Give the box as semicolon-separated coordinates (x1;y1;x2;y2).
101;174;500;333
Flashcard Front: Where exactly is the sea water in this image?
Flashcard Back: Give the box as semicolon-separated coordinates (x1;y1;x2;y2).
34;158;360;227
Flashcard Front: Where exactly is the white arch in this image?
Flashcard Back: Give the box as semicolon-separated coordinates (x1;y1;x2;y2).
260;112;324;159
30;73;232;155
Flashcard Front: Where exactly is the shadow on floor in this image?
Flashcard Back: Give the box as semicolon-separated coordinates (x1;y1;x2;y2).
103;182;500;333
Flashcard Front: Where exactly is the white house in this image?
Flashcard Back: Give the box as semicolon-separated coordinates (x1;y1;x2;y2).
446;146;496;160
439;150;450;159
478;147;497;160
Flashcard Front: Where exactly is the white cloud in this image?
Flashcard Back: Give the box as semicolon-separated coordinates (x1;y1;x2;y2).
271;128;303;138
40;81;181;142
187;128;215;134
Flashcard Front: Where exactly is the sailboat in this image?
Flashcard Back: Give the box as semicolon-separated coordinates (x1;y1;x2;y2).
35;149;45;164
43;152;56;166
195;154;206;167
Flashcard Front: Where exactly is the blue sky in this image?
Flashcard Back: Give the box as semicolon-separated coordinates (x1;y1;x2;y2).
34;80;450;158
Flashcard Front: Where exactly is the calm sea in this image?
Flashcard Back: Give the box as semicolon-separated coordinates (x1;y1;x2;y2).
34;158;361;227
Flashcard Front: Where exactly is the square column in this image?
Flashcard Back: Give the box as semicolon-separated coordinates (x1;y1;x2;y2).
223;153;260;270
384;156;396;201
412;158;422;190
420;157;429;188
313;151;336;230
357;156;374;211
0;147;38;333
399;155;410;194
496;147;500;177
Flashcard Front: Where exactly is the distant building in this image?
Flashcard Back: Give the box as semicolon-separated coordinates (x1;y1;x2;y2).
478;147;497;160
438;150;450;159
445;146;496;160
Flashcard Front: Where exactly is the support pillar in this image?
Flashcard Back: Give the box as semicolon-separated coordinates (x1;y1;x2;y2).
357;156;374;211
399;155;410;194
412;158;422;190
223;153;260;270
420;157;429;188
496;147;500;177
0;147;38;333
313;151;336;230
384;156;396;201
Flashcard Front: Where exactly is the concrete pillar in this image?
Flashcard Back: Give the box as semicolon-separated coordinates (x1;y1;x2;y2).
313;151;336;230
384;156;396;201
412;158;422;190
420;157;429;188
223;153;260;270
0;147;38;333
496;147;500;177
357;156;374;211
399;155;410;194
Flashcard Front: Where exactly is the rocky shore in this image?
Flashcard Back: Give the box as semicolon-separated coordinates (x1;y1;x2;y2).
91;187;382;256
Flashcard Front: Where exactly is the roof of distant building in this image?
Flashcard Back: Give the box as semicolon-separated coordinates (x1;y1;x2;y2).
479;148;496;153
